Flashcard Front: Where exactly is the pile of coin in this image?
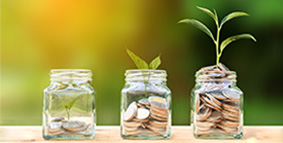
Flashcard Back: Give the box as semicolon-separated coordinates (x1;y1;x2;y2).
47;117;90;135
194;63;241;134
122;96;169;135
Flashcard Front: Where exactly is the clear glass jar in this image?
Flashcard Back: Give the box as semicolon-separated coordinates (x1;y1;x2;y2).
121;70;172;140
43;69;96;140
191;66;243;139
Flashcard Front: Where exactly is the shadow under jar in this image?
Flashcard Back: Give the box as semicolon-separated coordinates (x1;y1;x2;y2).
43;69;96;140
121;70;172;140
191;65;243;139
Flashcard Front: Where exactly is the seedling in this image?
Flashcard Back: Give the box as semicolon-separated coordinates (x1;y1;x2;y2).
126;48;161;97
178;6;256;68
61;96;80;120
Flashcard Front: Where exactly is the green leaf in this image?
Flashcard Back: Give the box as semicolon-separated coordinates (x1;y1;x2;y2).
178;19;215;42
67;96;80;110
220;34;256;52
197;6;218;26
61;101;68;109
127;49;149;69
220;12;249;27
149;54;161;69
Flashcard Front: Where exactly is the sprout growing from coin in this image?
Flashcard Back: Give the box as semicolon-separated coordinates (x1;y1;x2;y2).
178;6;256;68
126;48;161;97
61;96;80;120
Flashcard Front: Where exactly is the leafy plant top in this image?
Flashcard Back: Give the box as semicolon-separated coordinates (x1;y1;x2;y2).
126;48;161;97
62;96;80;120
126;48;161;70
178;6;256;68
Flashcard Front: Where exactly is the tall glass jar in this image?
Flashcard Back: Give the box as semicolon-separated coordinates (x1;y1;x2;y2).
191;65;243;139
121;70;172;140
43;69;96;140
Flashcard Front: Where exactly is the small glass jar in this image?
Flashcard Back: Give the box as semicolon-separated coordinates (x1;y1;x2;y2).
43;69;96;140
121;70;172;140
191;67;243;139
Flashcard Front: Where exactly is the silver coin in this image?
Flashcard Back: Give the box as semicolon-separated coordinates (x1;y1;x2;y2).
138;98;150;106
222;89;241;101
67;122;88;133
48;121;62;133
62;120;84;130
135;108;150;120
123;101;138;121
51;117;65;122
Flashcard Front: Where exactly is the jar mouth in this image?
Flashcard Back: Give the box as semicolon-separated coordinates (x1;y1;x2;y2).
50;69;92;81
125;69;167;82
195;70;237;82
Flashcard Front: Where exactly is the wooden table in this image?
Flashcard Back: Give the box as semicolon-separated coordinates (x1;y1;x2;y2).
0;126;282;143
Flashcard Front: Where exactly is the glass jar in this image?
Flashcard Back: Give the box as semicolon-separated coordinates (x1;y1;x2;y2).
121;70;172;140
43;69;96;140
191;65;243;139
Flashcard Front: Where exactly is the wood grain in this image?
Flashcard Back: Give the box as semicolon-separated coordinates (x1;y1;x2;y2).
0;126;282;143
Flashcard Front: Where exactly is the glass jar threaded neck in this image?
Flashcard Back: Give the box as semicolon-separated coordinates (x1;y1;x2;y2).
195;70;237;83
125;69;167;82
50;69;92;81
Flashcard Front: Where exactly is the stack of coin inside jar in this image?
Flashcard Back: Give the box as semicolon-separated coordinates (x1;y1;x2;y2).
123;96;169;135
194;63;241;134
47;118;90;135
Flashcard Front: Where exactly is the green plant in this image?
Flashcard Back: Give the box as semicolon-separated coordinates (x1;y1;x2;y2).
61;96;80;120
126;48;161;97
178;6;256;68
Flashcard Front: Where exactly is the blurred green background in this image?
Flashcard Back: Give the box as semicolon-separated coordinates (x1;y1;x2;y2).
1;0;283;125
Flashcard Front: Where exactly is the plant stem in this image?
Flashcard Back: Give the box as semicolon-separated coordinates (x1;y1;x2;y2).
66;108;70;120
215;27;221;68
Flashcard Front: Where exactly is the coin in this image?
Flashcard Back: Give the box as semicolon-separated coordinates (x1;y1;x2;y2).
123;121;142;128
49;129;65;135
195;121;214;128
62;120;84;131
150;107;168;118
48;121;62;133
195;93;200;113
148;119;168;128
196;125;211;132
209;91;227;100
150;112;168;122
222;89;241;101
123;101;138;121
206;111;222;122
144;123;166;133
217;124;237;133
197;107;212;121
132;118;149;123
222;112;239;122
222;101;240;111
67;122;88;133
138;98;150;106
51;117;65;122
124;126;139;132
220;120;239;128
206;93;222;107
135;108;150;120
203;96;222;112
148;96;168;111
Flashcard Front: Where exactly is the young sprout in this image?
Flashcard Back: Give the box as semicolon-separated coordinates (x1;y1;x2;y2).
178;6;256;68
61;96;80;120
126;48;161;97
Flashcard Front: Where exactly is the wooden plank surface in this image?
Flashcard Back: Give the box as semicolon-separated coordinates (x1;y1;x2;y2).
0;126;282;143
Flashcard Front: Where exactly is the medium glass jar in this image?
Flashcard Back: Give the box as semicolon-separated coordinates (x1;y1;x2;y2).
191;65;243;139
43;69;96;140
121;70;172;140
